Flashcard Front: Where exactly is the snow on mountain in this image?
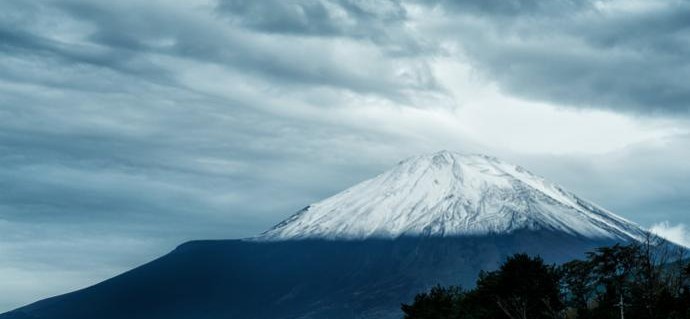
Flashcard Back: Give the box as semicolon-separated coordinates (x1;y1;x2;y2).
258;151;647;241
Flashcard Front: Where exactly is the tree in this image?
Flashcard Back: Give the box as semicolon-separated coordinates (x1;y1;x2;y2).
586;244;638;318
678;264;690;318
471;254;564;319
561;259;594;318
628;233;682;319
403;242;690;319
401;285;465;319
563;237;689;319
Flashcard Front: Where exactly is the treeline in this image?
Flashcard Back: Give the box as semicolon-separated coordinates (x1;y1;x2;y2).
402;235;690;319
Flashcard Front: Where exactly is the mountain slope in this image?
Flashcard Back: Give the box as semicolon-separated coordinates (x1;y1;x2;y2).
0;151;653;319
1;233;626;319
260;151;644;241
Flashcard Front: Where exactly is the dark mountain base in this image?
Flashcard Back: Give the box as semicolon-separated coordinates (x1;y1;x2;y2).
1;231;624;319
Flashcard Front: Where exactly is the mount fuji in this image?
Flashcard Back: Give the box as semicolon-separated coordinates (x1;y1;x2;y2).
1;151;650;319
260;151;644;241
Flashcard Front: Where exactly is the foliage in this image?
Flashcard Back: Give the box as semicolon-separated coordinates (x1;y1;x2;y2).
403;254;563;319
401;285;465;319
402;234;690;319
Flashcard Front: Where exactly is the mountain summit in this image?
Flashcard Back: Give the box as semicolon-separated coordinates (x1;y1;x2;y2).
260;151;644;241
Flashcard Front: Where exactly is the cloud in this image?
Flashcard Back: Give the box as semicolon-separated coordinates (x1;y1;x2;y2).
411;0;690;115
8;0;690;115
216;0;406;37
505;133;690;227
650;221;690;248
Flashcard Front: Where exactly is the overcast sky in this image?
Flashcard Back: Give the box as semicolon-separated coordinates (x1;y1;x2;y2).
2;0;690;311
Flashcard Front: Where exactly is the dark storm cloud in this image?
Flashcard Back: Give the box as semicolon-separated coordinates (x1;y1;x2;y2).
3;0;690;114
418;0;690;114
418;0;589;15
24;0;438;100
0;4;175;88
216;0;407;36
213;0;690;114
213;0;432;57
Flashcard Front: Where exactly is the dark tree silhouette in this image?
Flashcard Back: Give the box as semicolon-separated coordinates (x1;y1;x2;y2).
561;259;594;318
403;254;563;319
403;240;690;319
401;285;464;319
471;254;563;319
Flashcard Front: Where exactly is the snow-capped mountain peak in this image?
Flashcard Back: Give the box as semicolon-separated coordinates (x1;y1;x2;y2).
258;151;646;241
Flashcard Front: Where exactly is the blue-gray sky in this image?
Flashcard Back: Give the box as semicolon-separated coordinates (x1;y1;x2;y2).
1;0;690;311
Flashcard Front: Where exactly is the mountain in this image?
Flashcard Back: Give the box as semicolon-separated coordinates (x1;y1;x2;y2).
260;151;644;241
1;151;650;319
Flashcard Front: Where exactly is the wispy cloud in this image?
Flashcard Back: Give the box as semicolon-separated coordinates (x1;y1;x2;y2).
650;221;690;248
